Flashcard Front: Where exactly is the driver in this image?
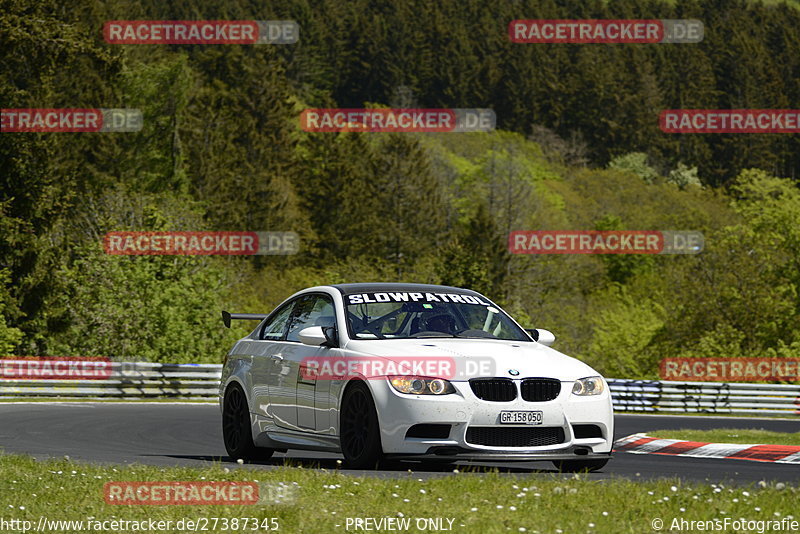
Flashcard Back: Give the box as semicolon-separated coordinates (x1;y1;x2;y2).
421;313;456;334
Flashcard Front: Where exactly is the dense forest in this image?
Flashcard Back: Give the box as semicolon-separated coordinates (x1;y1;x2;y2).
2;0;800;378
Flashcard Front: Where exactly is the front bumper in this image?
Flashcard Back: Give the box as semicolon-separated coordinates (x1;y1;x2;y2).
369;378;614;460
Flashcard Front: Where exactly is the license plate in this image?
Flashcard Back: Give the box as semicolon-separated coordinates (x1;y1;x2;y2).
500;410;543;425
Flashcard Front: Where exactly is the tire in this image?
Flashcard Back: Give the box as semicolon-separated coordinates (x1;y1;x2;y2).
222;384;274;462
340;381;383;469
552;458;609;473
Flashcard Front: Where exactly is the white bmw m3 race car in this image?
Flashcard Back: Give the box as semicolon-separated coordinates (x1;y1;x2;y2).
220;283;614;471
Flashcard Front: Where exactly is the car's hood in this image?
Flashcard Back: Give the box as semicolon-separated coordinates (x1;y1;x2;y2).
343;338;599;381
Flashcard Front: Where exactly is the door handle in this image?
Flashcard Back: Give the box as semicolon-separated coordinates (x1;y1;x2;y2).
271;353;284;361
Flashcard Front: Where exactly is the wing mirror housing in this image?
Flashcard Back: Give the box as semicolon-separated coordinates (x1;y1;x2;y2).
526;328;556;347
298;326;338;347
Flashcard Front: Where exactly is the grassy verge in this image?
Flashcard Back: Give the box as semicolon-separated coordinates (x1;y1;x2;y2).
0;453;797;534
648;429;800;446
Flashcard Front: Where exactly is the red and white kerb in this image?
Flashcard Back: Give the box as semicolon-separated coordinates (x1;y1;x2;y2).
614;433;800;464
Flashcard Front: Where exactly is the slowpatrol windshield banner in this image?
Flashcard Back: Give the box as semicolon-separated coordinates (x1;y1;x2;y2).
345;292;493;305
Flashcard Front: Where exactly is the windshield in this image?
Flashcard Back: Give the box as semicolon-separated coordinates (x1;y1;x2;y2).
344;291;530;341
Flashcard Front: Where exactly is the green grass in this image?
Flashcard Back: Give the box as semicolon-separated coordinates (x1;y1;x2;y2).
0;453;797;534
648;428;800;446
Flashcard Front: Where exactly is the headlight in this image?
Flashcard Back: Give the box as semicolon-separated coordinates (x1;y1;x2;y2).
389;376;455;395
571;376;605;396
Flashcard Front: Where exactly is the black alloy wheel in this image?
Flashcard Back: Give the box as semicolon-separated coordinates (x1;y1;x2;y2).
340;381;383;469
223;384;274;462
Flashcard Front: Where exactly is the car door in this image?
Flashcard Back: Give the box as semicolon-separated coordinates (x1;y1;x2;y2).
250;300;296;421
283;294;337;431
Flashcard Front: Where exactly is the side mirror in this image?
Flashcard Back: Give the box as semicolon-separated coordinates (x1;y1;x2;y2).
298;326;338;347
298;326;327;346
526;328;556;347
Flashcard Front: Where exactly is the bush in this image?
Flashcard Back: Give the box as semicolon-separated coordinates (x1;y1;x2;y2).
607;152;660;184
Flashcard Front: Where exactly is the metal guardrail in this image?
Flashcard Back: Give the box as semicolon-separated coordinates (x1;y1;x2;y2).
0;362;222;400
608;379;800;415
0;364;798;415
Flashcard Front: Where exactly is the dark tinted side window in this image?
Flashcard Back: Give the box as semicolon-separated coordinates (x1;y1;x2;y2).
286;294;335;342
260;301;295;341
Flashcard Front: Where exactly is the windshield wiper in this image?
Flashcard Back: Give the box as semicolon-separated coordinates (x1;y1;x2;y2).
409;332;457;338
453;329;498;339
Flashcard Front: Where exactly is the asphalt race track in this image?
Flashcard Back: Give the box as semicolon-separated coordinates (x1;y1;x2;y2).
0;403;798;483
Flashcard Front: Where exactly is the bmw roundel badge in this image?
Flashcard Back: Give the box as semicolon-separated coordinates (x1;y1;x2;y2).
508;369;520;376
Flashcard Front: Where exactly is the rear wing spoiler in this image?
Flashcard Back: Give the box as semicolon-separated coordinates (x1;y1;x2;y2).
221;311;268;328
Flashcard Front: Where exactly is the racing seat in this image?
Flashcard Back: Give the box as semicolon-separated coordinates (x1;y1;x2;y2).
409;317;422;334
421;313;456;334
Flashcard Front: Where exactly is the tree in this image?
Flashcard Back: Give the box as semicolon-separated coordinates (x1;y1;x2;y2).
583;286;665;378
0;269;23;355
607;153;660;184
667;163;702;189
